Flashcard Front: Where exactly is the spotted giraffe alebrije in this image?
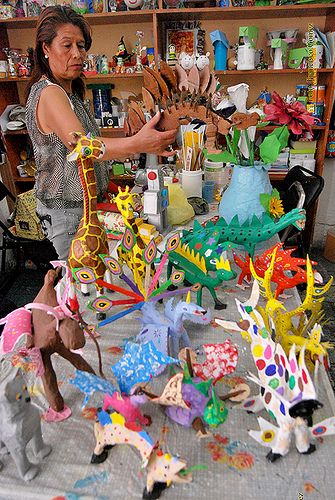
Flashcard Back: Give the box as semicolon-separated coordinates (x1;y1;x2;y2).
114;185;155;296
67;132;109;317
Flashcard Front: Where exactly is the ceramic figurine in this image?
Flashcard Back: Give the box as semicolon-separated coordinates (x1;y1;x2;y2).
67;133;110;320
133;30;146;73
90;410;192;499
195;51;210;71
136;292;212;358
178;51;195;71
124;0;144;8
0;359;52;480
113;36;132;65
167;43;177;67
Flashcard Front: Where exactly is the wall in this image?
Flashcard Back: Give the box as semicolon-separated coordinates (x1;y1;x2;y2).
313;158;335;248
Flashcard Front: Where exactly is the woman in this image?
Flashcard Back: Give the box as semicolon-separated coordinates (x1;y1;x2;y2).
25;5;176;260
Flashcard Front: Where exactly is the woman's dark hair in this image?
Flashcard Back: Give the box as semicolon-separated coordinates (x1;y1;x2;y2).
25;5;92;101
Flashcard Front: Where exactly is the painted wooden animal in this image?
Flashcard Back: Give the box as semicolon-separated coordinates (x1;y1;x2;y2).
167;242;236;309
182;209;307;257
90;410;191;499
67;133;110;318
124;63;231;153
30;268;95;422
236;310;335;462
114;185;156;296
233;242;320;297
0;360;52;480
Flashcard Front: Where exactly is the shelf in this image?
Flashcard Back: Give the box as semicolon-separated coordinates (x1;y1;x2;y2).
14;176;34;182
0;73;144;84
0;4;333;28
3;129;28;135
100;127;126;138
0;10;154;28
216;69;334;76
85;73;144;80
156;4;335;21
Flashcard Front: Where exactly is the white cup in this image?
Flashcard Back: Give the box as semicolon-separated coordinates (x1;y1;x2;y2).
181;169;203;198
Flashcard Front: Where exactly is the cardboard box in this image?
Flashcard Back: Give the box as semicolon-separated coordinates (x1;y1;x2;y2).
324;230;335;262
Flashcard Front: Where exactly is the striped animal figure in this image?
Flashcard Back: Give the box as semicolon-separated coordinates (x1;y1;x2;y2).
114;186;155;296
67;133;109;316
91;409;191;499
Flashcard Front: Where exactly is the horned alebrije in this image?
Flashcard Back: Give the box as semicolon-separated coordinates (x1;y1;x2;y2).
233;242;319;297
67;133;109;318
249;247;333;362
182;209;306;257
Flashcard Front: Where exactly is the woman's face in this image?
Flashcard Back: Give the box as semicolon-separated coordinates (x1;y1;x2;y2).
43;23;86;85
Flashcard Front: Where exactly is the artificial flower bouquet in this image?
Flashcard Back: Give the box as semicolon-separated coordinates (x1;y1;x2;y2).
208;83;315;167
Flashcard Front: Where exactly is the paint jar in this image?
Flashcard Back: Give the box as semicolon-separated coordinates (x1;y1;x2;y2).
204;159;231;195
87;83;113;127
202;180;215;203
181;169;203;198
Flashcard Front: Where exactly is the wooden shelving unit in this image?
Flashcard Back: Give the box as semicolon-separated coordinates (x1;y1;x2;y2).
0;3;334;246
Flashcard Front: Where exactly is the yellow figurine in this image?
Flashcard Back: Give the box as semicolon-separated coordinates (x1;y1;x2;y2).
249;247;333;363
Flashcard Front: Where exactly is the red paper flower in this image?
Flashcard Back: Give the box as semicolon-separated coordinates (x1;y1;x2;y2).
264;91;315;135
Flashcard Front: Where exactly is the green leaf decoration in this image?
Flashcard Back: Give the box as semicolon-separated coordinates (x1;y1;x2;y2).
260;193;272;212
259;125;289;164
203;149;237;164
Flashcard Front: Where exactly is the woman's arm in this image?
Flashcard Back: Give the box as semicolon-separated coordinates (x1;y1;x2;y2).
36;85;177;160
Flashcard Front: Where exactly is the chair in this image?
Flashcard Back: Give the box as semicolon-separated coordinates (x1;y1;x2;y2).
0;181;57;274
279;165;325;257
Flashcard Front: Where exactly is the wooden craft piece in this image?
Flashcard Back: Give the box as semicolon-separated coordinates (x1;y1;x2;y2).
159;60;178;91
142;87;156;116
143;67;162;100
144;66;170;99
187;65;200;94
127;107;146;134
199;65;211;94
128;100;146;124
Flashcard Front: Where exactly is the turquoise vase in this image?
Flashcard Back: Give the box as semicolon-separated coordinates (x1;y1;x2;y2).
219;163;272;224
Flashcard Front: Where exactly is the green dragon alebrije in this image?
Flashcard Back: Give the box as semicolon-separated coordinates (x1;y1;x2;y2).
167;243;236;310
182;208;306;258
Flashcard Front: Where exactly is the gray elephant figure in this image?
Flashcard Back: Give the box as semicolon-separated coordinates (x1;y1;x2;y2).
0;358;51;480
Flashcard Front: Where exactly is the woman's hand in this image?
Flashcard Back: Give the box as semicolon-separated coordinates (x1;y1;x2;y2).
132;111;177;157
